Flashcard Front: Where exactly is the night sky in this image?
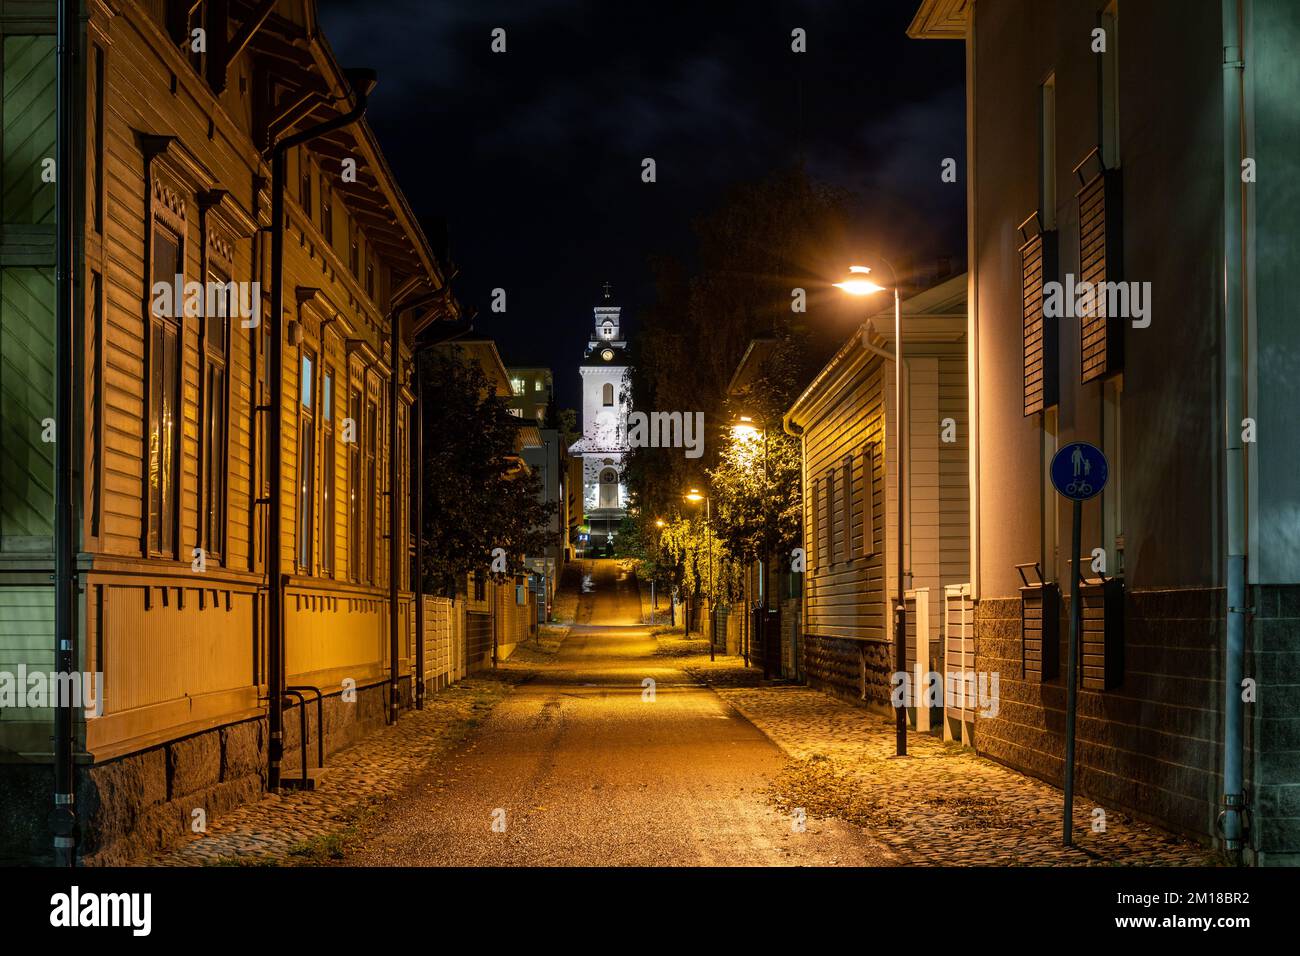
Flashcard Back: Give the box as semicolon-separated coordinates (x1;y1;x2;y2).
317;0;966;411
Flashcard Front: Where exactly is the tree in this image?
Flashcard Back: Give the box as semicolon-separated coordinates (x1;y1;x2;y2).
624;164;853;574
418;346;557;597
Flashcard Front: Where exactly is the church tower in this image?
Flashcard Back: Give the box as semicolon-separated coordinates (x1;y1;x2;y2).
568;284;630;554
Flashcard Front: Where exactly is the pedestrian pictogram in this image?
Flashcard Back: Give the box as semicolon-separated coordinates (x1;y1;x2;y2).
1051;441;1108;501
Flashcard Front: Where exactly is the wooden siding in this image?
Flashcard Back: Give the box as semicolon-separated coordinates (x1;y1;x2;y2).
0;0;444;765
1020;228;1057;415
802;349;886;643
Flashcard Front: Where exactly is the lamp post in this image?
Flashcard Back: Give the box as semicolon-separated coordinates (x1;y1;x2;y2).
685;489;714;661
835;262;907;758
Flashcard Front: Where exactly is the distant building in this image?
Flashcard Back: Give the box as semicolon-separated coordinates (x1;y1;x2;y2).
785;277;968;728
567;286;631;554
506;367;554;424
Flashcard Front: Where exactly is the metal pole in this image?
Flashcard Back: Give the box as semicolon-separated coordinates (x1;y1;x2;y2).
1219;0;1248;860
266;70;373;790
894;285;907;756
707;497;714;661
51;0;80;867
1063;497;1082;845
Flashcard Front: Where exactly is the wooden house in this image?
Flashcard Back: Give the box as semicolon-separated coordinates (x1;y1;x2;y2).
784;276;968;725
0;0;467;864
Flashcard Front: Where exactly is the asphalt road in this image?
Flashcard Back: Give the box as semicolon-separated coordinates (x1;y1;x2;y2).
347;559;884;866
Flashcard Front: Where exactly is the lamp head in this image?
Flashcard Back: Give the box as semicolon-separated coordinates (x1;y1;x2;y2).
834;265;886;296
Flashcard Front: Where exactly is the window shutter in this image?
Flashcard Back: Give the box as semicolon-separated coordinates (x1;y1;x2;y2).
1018;212;1058;415
1074;147;1123;384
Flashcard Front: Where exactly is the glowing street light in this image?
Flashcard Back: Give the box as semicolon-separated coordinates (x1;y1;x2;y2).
836;258;907;759
832;264;887;296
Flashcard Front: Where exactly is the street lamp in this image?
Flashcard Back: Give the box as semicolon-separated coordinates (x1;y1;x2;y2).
684;488;715;661
836;261;908;758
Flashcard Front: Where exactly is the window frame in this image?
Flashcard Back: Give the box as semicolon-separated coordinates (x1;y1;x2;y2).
321;364;336;576
297;346;317;573
144;178;187;561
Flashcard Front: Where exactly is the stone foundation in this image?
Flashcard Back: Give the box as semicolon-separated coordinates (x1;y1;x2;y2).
0;678;400;865
802;634;893;713
973;588;1225;846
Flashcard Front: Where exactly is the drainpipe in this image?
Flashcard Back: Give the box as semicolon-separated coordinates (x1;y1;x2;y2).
386;299;463;723
1219;0;1248;860
266;67;375;791
50;0;80;867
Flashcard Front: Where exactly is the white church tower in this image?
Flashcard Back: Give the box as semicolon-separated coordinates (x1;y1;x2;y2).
568;284;630;554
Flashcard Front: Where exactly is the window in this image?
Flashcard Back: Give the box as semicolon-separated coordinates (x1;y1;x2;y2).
841;455;854;562
300;154;312;213
202;267;231;560
601;321;614;339
349;385;363;581
297;350;315;571
510;377;525;396
1040;74;1057;230
1;33;57;553
349;228;359;277
601;383;614;406
321;367;335;574
809;476;820;574
473;569;486;602
1040;408;1059;582
148;223;182;557
92;44;104;233
862;443;877;557
1102;377;1123;575
365;260;374;299
1100;2;1120;169
319;177;332;244
534;379;544;392
365;395;377;584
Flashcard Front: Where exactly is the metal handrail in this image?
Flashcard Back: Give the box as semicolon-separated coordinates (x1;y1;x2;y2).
285;685;325;771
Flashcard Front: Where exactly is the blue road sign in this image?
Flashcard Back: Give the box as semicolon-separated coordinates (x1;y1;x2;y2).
1050;441;1108;501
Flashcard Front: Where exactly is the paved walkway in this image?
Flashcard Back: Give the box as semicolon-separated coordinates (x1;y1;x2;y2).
661;637;1217;866
148;671;523;865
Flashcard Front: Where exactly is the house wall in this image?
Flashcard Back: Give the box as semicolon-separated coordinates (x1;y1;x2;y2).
0;0;442;865
963;0;1300;856
797;326;968;707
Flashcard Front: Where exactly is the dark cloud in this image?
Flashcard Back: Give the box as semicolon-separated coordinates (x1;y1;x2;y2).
317;0;964;410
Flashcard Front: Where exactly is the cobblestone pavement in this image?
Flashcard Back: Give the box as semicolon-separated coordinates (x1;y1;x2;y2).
147;668;533;866
662;635;1219;866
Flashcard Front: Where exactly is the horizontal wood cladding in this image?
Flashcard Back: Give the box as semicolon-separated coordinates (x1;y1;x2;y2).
1074;151;1123;384
1020;582;1059;681
10;0;433;762
802;353;885;643
1079;577;1124;690
1020;227;1058;415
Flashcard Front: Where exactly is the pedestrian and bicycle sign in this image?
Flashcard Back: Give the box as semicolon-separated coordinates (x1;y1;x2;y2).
1051;441;1108;501
1049;440;1109;847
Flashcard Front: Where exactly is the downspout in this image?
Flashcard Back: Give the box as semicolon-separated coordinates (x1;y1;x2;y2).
51;0;80;867
266;67;375;790
386;298;461;723
1220;0;1248;860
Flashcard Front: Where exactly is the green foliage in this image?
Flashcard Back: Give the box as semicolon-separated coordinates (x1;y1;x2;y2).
708;336;810;569
624;165;852;580
418;346;557;597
